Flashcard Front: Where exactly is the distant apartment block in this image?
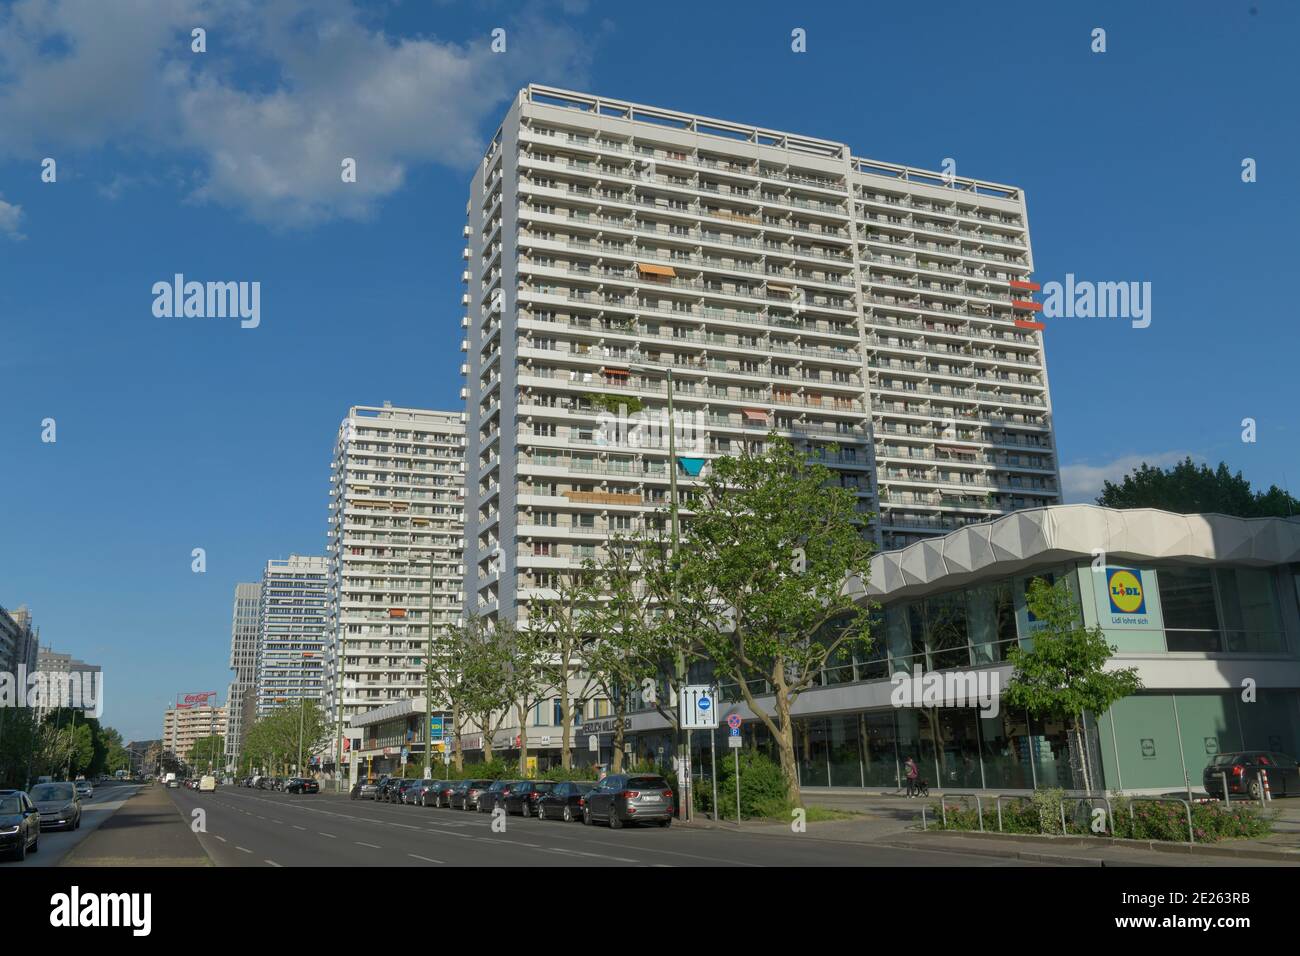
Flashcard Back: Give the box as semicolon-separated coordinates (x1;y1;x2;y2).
460;86;1060;629
225;581;261;764
162;703;228;767
323;404;466;731
255;556;329;718
0;604;40;674
32;646;101;720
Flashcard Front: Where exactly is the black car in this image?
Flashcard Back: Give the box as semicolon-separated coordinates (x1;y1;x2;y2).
537;781;598;822
411;779;443;807
583;774;674;828
428;780;457;808
477;779;522;813
375;777;402;802
285;778;319;794
502;780;557;817
0;790;40;861
1204;751;1300;798
449;779;493;810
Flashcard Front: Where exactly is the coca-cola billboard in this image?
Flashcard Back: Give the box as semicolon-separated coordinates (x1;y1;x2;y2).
182;691;217;705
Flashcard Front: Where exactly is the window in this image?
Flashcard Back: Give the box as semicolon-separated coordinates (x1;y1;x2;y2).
1158;566;1220;652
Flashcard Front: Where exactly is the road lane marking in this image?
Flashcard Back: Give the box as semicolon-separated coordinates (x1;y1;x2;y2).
355;841;381;849
319;832;336;838
266;860;282;867
408;853;444;864
236;846;252;854
214;836;227;843
293;825;306;831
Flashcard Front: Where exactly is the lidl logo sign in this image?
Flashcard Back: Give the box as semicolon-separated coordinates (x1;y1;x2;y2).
1107;568;1146;615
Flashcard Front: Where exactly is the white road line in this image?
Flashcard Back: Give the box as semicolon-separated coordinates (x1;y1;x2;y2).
319;832;336;838
355;841;381;849
236;846;252;854
293;825;306;831
265;860;282;867
214;836;227;843
408;853;444;864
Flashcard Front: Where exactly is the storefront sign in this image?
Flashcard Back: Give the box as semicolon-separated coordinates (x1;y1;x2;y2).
1094;567;1163;630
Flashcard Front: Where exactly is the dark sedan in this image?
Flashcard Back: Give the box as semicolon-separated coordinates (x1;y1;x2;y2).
477;779;522;814
537;781;598;822
395;779;424;804
285;777;319;794
29;782;82;831
449;779;494;810
502;780;557;817
582;774;673;828
411;780;445;807
429;780;458;808
0;791;41;861
1204;751;1300;798
375;777;402;802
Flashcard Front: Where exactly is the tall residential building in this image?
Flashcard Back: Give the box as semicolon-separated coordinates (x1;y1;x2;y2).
324;404;466;731
255;556;329;718
460;86;1060;625
225;581;262;765
31;647;101;720
0;604;40;674
162;703;228;767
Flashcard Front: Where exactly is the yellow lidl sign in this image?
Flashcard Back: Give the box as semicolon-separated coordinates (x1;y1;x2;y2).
1107;568;1147;614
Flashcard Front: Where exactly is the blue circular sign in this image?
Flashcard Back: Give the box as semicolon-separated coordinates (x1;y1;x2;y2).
698;696;711;711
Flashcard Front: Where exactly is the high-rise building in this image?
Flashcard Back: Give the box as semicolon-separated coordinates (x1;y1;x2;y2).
0;604;40;674
323;404;466;733
31;647;101;721
255;556;329;718
460;86;1060;625
162;703;228;768
225;581;262;765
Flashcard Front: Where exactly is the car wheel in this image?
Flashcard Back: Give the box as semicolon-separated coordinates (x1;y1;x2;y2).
659;818;672;828
14;834;26;862
609;810;623;829
1249;779;1263;800
562;806;574;823
30;830;39;852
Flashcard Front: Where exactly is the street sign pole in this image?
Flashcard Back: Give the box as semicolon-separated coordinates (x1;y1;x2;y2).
709;729;718;821
734;745;741;822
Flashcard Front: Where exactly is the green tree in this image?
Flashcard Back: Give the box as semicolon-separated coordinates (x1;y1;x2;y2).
188;734;225;772
0;708;39;789
672;437;875;806
1003;578;1144;793
457;617;517;763
1097;457;1299;517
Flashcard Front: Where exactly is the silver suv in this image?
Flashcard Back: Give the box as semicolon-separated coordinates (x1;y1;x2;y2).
582;774;674;828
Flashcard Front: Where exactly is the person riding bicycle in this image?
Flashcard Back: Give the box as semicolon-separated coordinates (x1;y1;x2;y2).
904;756;919;797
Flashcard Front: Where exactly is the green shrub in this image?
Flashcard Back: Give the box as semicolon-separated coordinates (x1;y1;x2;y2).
696;752;789;820
445;759;510;781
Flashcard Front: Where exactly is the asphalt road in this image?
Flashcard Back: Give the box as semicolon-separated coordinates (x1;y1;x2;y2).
169;784;1049;867
4;783;144;868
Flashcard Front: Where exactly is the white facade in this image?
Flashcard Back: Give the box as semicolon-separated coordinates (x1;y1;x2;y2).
323;405;466;730
461;86;1060;627
225;581;261;764
255;556;329;718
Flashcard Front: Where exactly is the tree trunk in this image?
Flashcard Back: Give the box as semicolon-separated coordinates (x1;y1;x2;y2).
611;700;627;773
517;702;530;775
452;704;464;772
772;662;801;807
1074;715;1092;794
560;693;573;770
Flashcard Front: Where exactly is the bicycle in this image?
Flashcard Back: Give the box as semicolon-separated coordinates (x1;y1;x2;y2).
913;778;930;798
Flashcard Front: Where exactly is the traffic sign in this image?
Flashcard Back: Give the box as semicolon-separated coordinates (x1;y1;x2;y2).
588;735;599;753
726;714;742;731
679;685;719;730
728;736;742;749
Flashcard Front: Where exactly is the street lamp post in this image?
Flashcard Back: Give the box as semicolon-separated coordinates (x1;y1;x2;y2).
629;359;691;822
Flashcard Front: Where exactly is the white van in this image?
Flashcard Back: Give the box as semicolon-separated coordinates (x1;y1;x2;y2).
199;775;217;792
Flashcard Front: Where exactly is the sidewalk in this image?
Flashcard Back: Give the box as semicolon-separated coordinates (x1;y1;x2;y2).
679;790;1300;865
60;784;211;867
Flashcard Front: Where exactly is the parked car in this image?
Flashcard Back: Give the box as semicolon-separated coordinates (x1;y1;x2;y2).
75;780;94;800
429;780;457;808
0;790;41;861
477;779;522;813
28;781;82;831
537;781;597;822
583;774;673;828
410;779;442;807
351;778;379;800
394;779;422;804
450;779;494;811
503;780;557;817
1204;751;1300;798
374;777;400;802
282;777;317;794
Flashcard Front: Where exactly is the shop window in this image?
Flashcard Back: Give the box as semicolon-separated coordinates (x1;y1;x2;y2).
1158;566;1221;652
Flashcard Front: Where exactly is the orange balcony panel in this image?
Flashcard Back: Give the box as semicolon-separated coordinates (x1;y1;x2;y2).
1011;299;1043;312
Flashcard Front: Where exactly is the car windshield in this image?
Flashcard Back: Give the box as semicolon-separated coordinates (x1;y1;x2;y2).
532;782;556;792
31;784;74;801
0;795;22;813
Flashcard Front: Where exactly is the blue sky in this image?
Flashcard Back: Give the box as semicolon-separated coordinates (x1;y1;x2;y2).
1;0;1296;741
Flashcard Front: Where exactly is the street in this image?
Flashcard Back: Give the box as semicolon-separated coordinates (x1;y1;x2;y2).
168;784;1043;867
6;783;145;868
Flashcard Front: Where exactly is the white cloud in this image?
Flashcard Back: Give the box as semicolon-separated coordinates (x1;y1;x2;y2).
0;0;595;226
1061;451;1198;503
0;195;26;239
